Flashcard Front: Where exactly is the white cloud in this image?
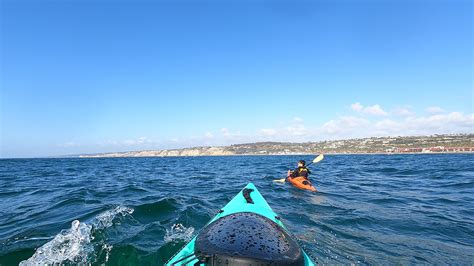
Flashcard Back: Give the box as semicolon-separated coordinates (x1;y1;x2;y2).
349;112;473;137
255;111;472;142
404;112;473;133
373;119;404;135
426;106;445;114
351;102;364;112
293;117;304;123
286;124;308;136
221;128;230;136
220;128;242;139
95;109;472;153
391;106;413;117
321;116;370;135
257;117;311;140
375;119;400;130
363;104;388;116
350;103;388;116
67;107;472;154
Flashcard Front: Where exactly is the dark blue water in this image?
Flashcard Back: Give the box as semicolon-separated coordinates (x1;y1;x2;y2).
1;154;473;265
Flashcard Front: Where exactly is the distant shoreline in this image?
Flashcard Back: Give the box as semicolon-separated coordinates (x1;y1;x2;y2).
77;151;474;158
1;151;473;160
79;134;474;158
78;133;473;158
3;134;472;159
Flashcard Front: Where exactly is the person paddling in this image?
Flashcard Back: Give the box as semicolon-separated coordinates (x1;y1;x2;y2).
288;160;311;180
273;154;324;189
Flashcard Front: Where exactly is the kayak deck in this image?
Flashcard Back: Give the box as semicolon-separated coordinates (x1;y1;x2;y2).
165;183;315;265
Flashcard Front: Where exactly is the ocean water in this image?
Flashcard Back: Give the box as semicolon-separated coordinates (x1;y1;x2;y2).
0;154;473;265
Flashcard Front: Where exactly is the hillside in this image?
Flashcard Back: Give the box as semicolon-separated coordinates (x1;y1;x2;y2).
79;134;474;158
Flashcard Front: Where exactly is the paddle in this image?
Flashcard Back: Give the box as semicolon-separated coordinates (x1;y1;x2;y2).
273;154;324;183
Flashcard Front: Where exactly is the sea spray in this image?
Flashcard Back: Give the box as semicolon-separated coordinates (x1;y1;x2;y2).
19;206;134;265
164;223;195;243
93;206;134;230
19;220;93;265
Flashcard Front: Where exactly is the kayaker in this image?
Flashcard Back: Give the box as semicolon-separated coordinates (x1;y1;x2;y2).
288;160;311;179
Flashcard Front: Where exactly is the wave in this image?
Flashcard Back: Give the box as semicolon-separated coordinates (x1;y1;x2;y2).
19;206;133;265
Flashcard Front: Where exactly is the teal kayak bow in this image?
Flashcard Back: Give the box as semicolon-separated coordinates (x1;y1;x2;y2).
166;183;315;265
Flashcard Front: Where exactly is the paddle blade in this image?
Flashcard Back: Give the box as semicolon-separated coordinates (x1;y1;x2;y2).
312;154;324;164
273;178;286;183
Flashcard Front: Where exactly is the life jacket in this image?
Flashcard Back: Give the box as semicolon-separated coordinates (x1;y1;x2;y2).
294;167;310;178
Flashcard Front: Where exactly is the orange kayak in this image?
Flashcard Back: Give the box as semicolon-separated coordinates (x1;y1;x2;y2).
287;172;317;192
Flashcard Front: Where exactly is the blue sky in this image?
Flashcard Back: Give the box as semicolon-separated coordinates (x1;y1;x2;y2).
1;0;472;158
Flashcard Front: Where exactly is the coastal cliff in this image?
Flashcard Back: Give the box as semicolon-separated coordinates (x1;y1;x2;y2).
79;134;473;158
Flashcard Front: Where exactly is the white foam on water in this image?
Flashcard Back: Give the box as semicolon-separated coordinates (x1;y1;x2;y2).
164;223;195;243
19;220;93;265
19;206;134;265
93;206;134;230
102;243;113;262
